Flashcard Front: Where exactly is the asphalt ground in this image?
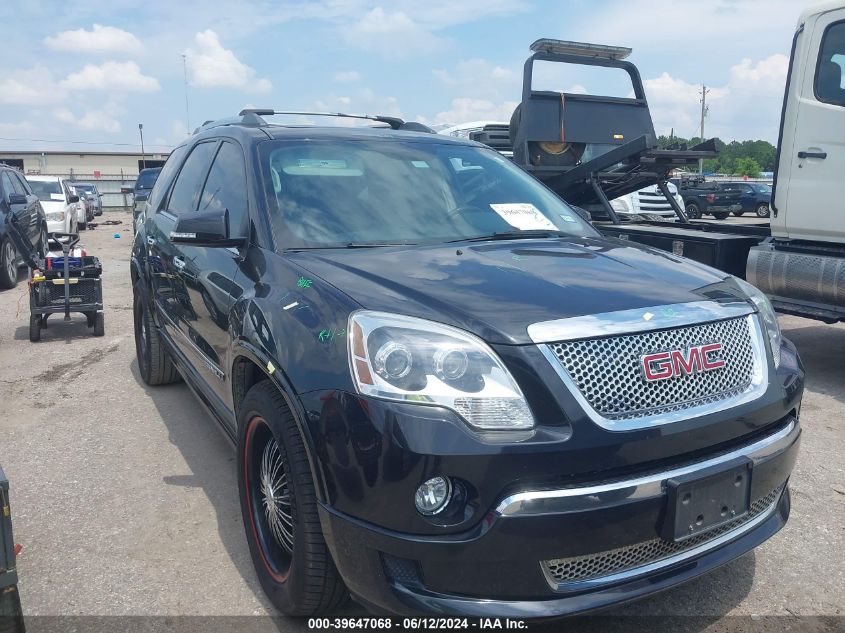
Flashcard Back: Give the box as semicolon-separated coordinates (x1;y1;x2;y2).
0;213;841;632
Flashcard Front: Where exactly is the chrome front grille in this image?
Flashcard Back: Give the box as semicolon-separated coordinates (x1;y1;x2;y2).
636;190;673;211
543;486;783;587
547;315;758;421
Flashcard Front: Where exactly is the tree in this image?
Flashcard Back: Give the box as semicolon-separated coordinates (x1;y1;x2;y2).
733;157;762;178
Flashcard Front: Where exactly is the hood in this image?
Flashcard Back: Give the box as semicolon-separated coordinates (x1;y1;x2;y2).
40;200;66;214
291;237;746;345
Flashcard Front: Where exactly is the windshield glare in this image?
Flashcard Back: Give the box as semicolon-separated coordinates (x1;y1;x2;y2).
27;180;62;201
262;140;596;248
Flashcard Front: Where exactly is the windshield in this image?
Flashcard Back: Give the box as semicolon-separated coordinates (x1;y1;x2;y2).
261;140;596;248
135;170;160;190
27;180;62;201
74;184;95;194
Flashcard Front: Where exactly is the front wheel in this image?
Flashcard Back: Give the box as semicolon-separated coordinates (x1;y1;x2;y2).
732;209;745;217
0;238;17;290
685;202;701;219
29;315;41;342
93;312;105;337
238;381;347;616
756;203;770;218
712;211;730;220
133;289;180;385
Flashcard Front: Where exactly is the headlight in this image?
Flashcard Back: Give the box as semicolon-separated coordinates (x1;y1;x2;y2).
349;311;534;430
674;194;686;210
610;198;630;213
735;277;782;367
46;211;65;222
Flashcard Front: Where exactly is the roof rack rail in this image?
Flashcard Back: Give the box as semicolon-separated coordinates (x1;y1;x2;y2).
238;109;435;133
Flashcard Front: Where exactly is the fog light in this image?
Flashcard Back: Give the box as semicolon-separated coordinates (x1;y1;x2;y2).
414;476;452;515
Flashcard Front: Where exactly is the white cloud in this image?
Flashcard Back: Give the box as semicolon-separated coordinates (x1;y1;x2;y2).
185;30;272;93
342;8;443;56
334;71;362;83
0;67;66;105
421;98;519;127
60;61;160;92
643;54;788;141
53;101;123;133
44;24;142;55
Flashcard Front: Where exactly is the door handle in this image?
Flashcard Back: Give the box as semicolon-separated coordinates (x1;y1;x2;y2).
797;151;827;159
172;256;186;270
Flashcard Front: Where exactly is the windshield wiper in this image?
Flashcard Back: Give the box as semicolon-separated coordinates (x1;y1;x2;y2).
445;230;568;244
286;242;412;251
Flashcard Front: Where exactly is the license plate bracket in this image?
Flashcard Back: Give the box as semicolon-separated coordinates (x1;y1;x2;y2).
662;457;751;543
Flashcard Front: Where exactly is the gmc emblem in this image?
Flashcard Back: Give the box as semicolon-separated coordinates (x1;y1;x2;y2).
642;343;726;382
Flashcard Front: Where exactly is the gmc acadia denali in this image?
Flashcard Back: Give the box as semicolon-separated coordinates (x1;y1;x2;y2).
131;110;803;617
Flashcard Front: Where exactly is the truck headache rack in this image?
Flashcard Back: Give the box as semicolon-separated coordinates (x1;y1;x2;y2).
504;38;719;222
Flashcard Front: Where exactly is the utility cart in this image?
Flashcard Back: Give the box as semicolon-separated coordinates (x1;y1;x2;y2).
7;210;105;342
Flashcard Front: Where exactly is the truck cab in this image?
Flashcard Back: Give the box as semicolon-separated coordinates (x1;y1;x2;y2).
771;2;845;243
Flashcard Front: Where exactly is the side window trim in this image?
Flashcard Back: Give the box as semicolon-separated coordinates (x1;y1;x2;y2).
813;18;845;107
13;172;30;195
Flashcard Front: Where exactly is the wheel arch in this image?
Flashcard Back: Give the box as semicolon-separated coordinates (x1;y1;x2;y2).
231;343;328;503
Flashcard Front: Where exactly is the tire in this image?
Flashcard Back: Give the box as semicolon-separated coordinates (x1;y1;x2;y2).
0;238;17;290
756;202;770;218
93;311;105;337
79;222;87;231
712;211;730;220
732;209;745;217
238;381;347;616
37;226;48;258
29;314;41;342
0;587;25;633
133;288;180;385
685;202;701;219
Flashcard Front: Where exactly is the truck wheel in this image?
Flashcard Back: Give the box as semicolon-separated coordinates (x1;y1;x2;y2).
685;202;701;219
0;238;17;290
732;209;745;217
237;381;347;616
29;314;41;342
133;289;180;385
713;211;730;220
756;203;770;218
93;312;105;337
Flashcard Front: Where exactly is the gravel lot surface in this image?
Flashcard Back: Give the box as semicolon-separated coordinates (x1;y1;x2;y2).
0;214;841;631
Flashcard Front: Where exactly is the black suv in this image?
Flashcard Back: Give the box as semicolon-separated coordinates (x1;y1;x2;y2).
131;111;803;618
0;164;47;289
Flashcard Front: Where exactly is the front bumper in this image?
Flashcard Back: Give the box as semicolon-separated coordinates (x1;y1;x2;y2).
320;418;800;617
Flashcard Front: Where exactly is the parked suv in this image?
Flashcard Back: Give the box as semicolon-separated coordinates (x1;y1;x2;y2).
26;175;79;238
723;181;772;218
673;179;743;219
132;111;803;618
0;165;47;289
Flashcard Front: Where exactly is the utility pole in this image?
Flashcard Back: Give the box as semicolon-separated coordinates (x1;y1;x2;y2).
182;54;191;134
138;123;146;170
698;84;710;176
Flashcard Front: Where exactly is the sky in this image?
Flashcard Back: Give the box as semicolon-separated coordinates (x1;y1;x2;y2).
0;0;814;153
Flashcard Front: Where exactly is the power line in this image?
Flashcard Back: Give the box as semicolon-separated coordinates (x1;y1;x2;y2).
0;136;173;150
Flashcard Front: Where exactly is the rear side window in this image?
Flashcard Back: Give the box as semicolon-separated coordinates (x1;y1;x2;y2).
150;146;187;212
13;173;32;195
199;141;248;233
1;173;18;199
816;20;845;106
166;142;216;213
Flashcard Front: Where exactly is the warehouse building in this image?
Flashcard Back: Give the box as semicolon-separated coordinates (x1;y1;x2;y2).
0;150;170;210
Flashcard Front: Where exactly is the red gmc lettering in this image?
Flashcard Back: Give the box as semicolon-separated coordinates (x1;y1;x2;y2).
642;351;673;381
642;343;725;381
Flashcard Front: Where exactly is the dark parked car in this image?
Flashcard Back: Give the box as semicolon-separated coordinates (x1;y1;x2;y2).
0;165;47;289
0;465;24;633
673;179;743;219
132;167;162;230
132;112;803;618
723;182;772;218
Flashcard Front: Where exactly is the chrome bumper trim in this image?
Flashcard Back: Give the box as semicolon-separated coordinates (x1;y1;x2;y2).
495;419;798;517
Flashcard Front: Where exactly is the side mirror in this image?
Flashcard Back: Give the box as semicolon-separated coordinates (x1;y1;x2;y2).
69;195;80;203
7;193;27;206
170;208;245;248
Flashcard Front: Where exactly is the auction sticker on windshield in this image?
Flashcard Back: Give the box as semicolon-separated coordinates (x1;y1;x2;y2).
490;203;558;231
